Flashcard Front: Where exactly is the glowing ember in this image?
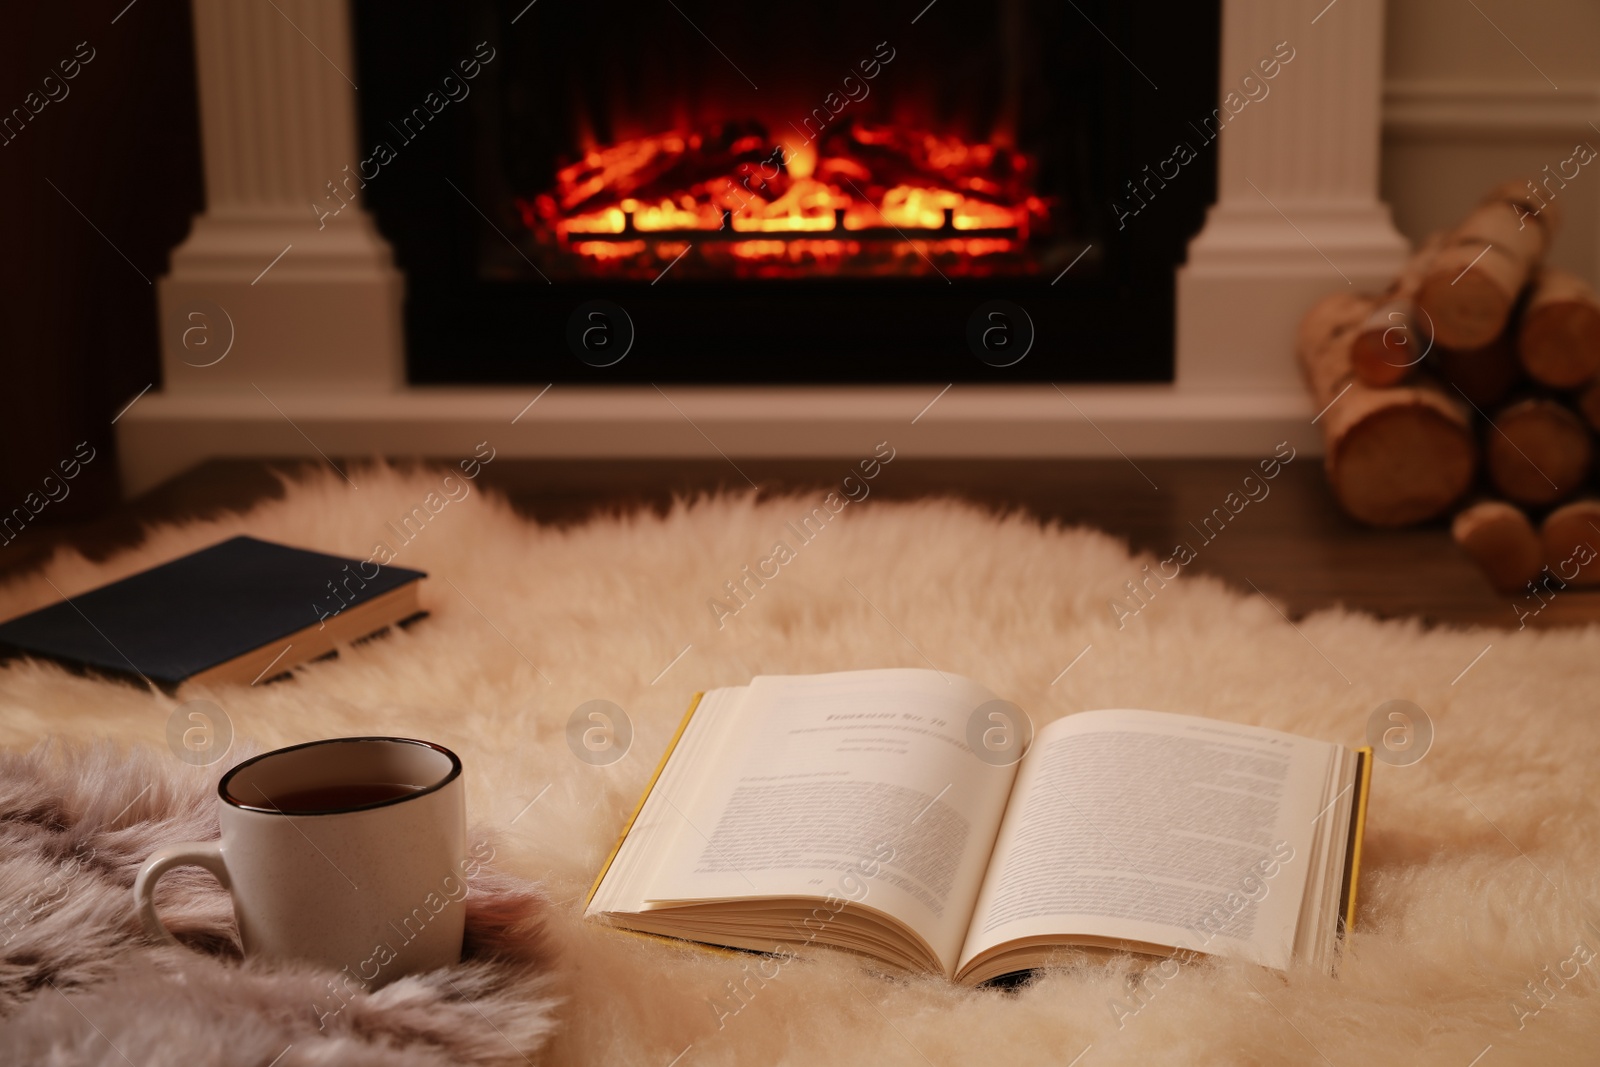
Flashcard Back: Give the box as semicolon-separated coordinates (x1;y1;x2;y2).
516;118;1048;278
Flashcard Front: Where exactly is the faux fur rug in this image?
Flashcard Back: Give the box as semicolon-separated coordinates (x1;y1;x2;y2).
1;464;1597;1066
0;740;559;1065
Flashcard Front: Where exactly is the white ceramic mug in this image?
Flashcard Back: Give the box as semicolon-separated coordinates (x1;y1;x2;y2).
134;736;468;988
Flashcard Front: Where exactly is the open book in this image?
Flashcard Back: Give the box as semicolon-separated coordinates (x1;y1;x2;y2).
586;670;1372;984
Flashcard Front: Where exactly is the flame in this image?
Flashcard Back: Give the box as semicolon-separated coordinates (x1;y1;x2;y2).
520;120;1048;274
783;138;818;180
559;182;1028;238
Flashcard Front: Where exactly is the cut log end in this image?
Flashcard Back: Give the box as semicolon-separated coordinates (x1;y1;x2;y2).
1331;401;1477;526
1518;267;1600;389
1417;260;1517;350
1416;187;1558;351
1485;398;1593;507
1540;500;1600;588
1452;500;1543;593
1351;299;1421;387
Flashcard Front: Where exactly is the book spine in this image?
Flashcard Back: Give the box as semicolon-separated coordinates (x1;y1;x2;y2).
1340;747;1375;934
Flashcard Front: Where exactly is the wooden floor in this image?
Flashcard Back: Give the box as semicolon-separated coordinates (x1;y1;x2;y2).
4;457;1596;630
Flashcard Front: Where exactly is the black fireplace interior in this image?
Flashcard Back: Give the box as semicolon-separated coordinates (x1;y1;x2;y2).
352;0;1218;384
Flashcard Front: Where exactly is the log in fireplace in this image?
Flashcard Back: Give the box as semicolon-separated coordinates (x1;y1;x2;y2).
352;0;1219;384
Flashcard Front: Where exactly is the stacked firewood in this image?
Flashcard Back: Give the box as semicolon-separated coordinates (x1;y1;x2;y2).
1297;181;1600;591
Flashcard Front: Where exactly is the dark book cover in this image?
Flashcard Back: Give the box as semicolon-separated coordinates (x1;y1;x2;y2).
0;536;426;687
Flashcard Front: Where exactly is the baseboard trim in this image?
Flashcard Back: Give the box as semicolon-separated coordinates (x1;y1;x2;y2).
1384;79;1600;139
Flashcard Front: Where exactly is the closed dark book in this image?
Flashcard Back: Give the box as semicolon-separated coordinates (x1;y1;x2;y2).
0;536;426;688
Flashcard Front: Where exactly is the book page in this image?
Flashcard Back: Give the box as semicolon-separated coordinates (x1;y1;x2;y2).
585;688;743;919
959;709;1338;974
650;669;1021;975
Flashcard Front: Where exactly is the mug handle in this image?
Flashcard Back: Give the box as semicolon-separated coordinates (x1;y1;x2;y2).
132;841;231;949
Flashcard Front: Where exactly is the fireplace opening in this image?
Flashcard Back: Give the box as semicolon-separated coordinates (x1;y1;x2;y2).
522;117;1050;282
352;0;1218;383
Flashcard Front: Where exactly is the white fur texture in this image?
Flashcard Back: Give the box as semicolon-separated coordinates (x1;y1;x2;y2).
1;465;1597;1066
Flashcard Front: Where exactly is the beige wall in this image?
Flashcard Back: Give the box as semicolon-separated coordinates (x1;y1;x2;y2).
1382;0;1600;281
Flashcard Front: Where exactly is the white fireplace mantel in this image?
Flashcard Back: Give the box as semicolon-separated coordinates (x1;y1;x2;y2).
118;0;1406;495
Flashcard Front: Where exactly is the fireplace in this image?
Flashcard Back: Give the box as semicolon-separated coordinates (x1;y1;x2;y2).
352;0;1218;384
122;0;1407;495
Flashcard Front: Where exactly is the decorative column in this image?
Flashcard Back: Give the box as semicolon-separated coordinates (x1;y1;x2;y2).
1176;0;1406;392
157;0;403;394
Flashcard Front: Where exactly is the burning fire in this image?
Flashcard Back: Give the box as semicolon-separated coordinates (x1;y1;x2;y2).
517;118;1048;277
